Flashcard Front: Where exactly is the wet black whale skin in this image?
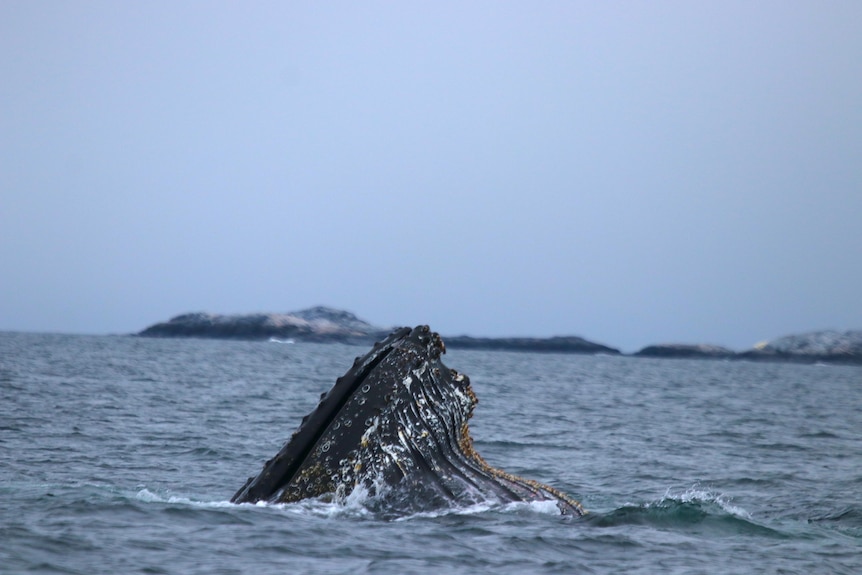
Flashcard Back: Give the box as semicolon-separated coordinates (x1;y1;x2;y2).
231;326;584;516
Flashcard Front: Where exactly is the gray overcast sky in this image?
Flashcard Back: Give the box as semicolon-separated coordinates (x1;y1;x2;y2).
2;1;860;352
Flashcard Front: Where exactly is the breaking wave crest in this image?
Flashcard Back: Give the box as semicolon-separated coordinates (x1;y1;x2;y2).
135;488;236;509
587;486;785;537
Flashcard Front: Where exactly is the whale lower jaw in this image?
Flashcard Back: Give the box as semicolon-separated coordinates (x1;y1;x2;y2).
231;325;584;516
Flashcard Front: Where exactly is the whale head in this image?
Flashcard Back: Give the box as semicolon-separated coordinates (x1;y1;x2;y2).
231;325;584;516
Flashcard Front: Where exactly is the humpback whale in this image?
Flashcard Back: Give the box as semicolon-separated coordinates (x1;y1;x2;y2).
231;325;585;516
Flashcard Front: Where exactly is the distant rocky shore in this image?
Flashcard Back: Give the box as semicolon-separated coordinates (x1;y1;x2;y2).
633;344;735;359
137;307;620;354
137;307;862;364
443;335;620;355
633;330;862;364
137;307;390;343
737;330;862;364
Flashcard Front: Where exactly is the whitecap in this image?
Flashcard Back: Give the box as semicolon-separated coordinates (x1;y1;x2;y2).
134;487;234;508
659;484;752;519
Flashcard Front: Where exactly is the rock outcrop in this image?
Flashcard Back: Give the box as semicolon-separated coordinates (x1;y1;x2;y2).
138;306;390;342
444;335;620;355
738;330;862;364
633;343;735;359
137;307;619;354
138;308;861;363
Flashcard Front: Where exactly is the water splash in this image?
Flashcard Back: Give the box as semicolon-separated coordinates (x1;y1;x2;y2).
586;484;786;538
657;485;751;519
135;488;235;508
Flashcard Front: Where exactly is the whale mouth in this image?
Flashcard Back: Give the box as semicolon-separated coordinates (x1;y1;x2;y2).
231;325;584;516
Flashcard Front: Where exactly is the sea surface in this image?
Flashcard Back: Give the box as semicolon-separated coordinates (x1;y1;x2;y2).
1;331;860;574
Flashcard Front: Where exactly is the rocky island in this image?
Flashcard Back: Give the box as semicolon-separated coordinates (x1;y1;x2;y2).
137;306;391;343
633;343;735;359
137;306;619;354
737;330;862;364
138;308;861;363
443;335;619;355
634;330;862;364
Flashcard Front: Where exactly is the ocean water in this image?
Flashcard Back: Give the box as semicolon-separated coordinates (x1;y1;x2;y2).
1;332;860;574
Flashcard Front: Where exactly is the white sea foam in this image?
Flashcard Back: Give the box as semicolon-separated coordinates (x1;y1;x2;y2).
134;479;565;521
138;490;368;519
135;487;235;508
229;477;388;519
658;484;751;519
393;501;496;521
516;498;566;515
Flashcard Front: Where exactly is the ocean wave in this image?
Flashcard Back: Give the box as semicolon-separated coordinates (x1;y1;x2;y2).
808;506;862;538
660;485;752;518
586;485;786;537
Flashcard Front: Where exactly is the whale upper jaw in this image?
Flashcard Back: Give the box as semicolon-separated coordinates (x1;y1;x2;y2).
231;325;584;516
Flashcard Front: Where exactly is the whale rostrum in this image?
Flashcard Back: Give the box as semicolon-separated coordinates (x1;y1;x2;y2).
231;325;585;516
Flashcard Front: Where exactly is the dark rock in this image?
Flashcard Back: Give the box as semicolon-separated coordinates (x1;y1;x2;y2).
444;335;620;355
139;308;861;363
138;307;618;354
138;306;390;342
634;343;735;359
